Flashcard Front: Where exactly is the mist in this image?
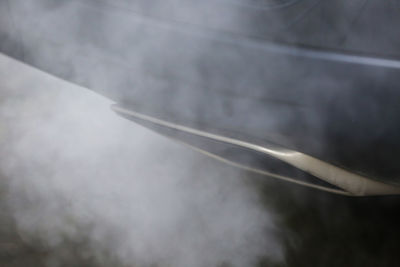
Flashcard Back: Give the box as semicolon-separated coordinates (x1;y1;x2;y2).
0;54;282;266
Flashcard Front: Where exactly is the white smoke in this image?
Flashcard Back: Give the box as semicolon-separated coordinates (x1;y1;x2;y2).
0;54;282;266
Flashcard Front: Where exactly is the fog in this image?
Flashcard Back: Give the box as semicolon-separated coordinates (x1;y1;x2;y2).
0;54;282;266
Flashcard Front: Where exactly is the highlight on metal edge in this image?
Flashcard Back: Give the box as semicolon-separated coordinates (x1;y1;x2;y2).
111;104;400;197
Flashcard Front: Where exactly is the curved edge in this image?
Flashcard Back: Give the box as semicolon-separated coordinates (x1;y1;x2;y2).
111;104;400;196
